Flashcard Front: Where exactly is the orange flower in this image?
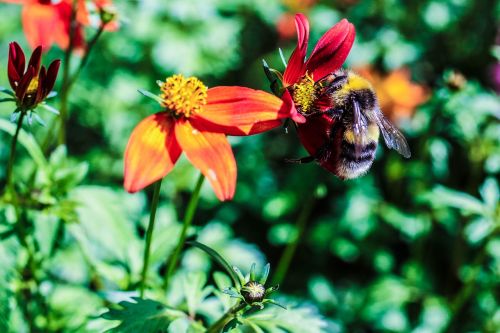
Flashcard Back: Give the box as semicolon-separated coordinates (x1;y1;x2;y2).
1;0;117;51
124;75;300;201
356;66;429;122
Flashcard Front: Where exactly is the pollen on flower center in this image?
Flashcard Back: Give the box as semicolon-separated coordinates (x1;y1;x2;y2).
26;76;39;95
291;74;316;113
159;74;207;118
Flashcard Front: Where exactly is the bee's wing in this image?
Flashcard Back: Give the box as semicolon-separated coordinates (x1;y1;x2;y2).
374;110;411;158
352;100;367;159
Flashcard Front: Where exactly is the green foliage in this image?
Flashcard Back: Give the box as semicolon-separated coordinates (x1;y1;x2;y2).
0;0;499;332
102;297;185;333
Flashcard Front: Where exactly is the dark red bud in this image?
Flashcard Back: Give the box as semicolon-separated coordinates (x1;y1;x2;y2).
27;45;43;76
43;59;61;96
9;42;25;76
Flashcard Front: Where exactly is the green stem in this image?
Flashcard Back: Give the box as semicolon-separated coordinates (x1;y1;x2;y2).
56;0;78;146
5;111;26;191
206;302;247;333
139;179;163;298
67;23;106;89
272;194;315;285
163;173;205;289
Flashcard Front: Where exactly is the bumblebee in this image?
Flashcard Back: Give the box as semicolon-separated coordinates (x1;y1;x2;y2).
290;69;411;179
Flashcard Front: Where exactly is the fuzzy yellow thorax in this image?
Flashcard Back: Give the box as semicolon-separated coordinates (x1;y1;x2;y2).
334;73;373;106
159;74;207;118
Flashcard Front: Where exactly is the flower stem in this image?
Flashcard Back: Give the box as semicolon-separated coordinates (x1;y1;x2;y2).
163;173;205;290
272;194;315;285
57;0;78;146
5;111;25;190
206;302;247;333
139;179;163;298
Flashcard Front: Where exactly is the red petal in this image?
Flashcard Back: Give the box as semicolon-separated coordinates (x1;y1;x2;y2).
175;120;236;201
27;45;42;74
282;89;305;123
296;112;339;174
9;42;25;76
190;86;299;136
306;19;355;81
283;13;309;86
124;113;181;193
43;59;60;96
8;44;23;90
21;3;59;50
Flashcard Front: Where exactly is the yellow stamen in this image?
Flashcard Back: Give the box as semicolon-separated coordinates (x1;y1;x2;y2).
159;74;207;118
292;73;316;113
26;76;39;95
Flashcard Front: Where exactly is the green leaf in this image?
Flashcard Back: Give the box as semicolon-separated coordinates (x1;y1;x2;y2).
188;241;241;288
259;263;270;285
420;186;486;215
232;266;246;287
102;297;185;333
138;89;164;104
0;98;15;103
181;271;213;317
0;87;15;97
249;263;257;281
38;102;60;115
0;118;48;172
222;318;241;332
243;303;327;333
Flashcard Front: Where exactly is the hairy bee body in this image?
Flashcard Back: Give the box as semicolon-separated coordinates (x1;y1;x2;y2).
294;69;410;178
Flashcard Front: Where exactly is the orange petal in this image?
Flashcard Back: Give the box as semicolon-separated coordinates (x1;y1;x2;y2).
21;2;59;49
124;113;181;193
175;120;236;201
190;86;298;136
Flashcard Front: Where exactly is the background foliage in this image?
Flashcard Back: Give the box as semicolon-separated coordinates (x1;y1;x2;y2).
0;0;499;332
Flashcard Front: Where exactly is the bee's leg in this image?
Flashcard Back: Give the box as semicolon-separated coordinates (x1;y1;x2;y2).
284;155;316;164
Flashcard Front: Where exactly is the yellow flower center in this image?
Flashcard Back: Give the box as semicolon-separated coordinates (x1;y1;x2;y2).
159;74;207;118
291;73;316;113
26;76;39;95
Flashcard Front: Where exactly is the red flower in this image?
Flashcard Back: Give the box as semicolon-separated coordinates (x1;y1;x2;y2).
283;13;355;88
1;0;117;51
124;75;299;201
7;41;60;109
271;14;356;174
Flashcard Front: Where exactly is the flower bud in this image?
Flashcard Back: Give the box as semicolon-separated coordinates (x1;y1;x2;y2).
241;281;266;303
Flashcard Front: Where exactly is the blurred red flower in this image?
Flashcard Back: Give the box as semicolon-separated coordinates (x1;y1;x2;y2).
124;75;300;201
1;0;117;51
7;41;60;109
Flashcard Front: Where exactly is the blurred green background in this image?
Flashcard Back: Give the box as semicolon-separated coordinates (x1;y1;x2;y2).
0;0;499;332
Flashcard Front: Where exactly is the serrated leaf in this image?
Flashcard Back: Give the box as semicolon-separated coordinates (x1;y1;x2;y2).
102;297;185;333
222;318;241;332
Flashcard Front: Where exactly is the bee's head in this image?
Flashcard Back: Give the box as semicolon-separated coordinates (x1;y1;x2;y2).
320;70;377;112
